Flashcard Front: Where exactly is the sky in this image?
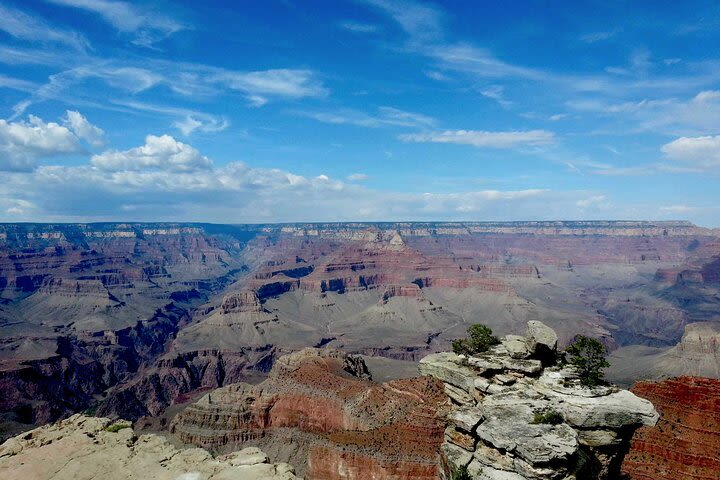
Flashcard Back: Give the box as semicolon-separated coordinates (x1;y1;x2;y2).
0;0;719;226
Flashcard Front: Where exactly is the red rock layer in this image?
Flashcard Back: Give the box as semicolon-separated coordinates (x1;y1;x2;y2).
622;377;720;480
171;350;449;479
244;236;517;299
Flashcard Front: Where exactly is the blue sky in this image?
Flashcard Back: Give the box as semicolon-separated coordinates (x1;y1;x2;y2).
0;0;719;225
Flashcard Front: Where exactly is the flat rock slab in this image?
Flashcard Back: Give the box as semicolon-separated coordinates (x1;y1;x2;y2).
419;352;477;393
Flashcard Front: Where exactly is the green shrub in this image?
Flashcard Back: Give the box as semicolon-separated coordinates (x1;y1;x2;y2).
452;324;500;356
532;408;564;425
104;422;131;433
565;335;610;387
451;465;473;480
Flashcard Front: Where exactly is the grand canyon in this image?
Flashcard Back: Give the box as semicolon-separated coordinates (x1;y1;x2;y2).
1;221;719;479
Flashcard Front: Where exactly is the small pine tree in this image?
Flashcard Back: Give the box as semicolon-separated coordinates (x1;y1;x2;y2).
565;335;610;387
452;464;472;480
452;324;499;355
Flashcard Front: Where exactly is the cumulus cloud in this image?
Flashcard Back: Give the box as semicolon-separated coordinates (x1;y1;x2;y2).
46;0;185;47
0;115;81;170
399;129;555;148
91;134;212;171
661;135;720;170
0;130;619;223
64;110;105;147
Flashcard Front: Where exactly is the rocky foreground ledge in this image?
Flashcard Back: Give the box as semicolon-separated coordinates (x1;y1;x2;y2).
420;321;659;480
0;414;298;480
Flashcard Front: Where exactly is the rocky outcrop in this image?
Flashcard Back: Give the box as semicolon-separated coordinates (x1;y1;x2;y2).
622;376;720;480
0;414;298;479
171;348;449;478
420;322;658;480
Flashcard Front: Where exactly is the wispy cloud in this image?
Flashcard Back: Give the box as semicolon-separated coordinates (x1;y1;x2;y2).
0;4;89;51
567;90;720;135
363;0;444;40
45;0;185;47
400;129;555;148
211;69;328;105
113;100;229;137
480;84;512;107
293;106;435;129
580;29;619;43
340;21;380;34
347;173;370;181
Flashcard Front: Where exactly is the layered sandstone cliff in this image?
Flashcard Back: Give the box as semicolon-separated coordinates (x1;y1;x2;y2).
0;414;298;480
170;348;449;478
622;376;720;480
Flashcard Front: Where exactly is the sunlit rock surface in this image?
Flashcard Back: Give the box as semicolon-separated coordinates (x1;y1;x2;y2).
0;414;298;480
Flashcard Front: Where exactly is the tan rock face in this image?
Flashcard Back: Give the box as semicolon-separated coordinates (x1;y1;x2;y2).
622;376;720;480
0;414;298;480
171;348;449;479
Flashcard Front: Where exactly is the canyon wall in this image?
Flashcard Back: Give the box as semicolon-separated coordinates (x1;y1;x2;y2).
622;376;720;480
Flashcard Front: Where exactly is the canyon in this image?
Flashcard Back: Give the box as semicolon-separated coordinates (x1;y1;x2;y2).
1;221;719;478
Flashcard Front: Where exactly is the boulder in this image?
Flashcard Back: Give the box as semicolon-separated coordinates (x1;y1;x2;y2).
525;321;558;363
556;389;659;429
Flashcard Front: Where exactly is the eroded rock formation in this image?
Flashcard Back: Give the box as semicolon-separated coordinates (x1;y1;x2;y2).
171;348;449;478
421;322;658;480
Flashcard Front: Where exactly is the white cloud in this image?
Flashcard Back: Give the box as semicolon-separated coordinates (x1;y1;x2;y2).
212;69;328;101
576;195;610;209
91;135;212;172
347;173;370;181
173;115;229;136
480;85;511;107
399;129;555;148
113;101;229;137
0;4;89;51
364;0;444;40
64;110;105;147
567;90;720;135
46;0;185;47
0;74;38;92
340;21;379;34
661;135;720;170
0;131;619;223
660;205;696;213
294;106;435;129
580;30;618;43
0;115;81;170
